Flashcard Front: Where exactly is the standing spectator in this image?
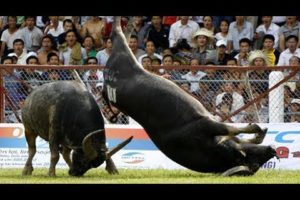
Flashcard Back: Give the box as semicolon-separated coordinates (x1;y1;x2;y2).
254;16;280;50
44;16;64;45
278;16;300;52
0;16;22;58
80;16;106;51
227;16;254;54
168;16;199;48
131;16;150;50
20;16;44;52
145;16;170;54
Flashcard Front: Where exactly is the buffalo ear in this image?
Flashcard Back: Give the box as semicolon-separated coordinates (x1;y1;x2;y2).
82;129;105;161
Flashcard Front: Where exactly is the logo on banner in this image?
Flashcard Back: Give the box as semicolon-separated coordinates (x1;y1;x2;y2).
273;131;300;143
121;152;145;164
291;151;300;158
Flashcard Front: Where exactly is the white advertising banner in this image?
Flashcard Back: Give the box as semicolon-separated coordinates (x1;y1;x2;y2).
0;123;299;170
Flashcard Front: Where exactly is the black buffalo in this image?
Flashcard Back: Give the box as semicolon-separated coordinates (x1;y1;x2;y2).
103;16;277;176
21;80;132;176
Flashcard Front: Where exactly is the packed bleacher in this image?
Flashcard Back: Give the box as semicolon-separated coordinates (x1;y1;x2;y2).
0;16;300;124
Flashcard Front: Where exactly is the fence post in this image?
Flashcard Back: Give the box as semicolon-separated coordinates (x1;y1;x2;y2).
269;71;284;122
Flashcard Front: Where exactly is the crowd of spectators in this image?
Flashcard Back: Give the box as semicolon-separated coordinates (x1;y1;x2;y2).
1;16;300;123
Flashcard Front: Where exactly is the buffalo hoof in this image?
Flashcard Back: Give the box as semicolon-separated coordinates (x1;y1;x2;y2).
22;166;33;176
221;166;254;176
48;170;56;177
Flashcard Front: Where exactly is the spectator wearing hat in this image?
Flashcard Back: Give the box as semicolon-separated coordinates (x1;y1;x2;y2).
216;40;230;65
168;16;199;48
277;35;300;66
248;50;269;94
253;16;280;50
227;16;254;55
20;54;42;92
192;28;217;65
261;34;281;66
289;98;300;122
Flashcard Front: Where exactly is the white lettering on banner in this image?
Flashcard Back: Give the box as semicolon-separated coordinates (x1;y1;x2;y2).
106;85;117;103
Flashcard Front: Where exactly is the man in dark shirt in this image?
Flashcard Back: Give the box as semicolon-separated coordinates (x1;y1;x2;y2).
145;16;170;54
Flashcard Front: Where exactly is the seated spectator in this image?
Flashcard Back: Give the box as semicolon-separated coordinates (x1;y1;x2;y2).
192;28;217;65
128;35;145;59
95;36;112;66
216;40;230;65
277;35;300;67
138;40;162;64
216;82;245;122
181;58;206;92
215;92;234;122
248;50;269;94
290;98;300;122
214;19;229;44
20;53;43;92
234;38;251;66
261;34;280;66
37;35;58;65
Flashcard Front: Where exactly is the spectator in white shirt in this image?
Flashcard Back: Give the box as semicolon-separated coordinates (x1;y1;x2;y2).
168;16;199;48
277;35;300;66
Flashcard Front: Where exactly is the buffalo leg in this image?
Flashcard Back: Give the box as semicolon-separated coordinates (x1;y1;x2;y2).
60;145;72;168
22;131;37;176
219;123;267;144
48;126;60;176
